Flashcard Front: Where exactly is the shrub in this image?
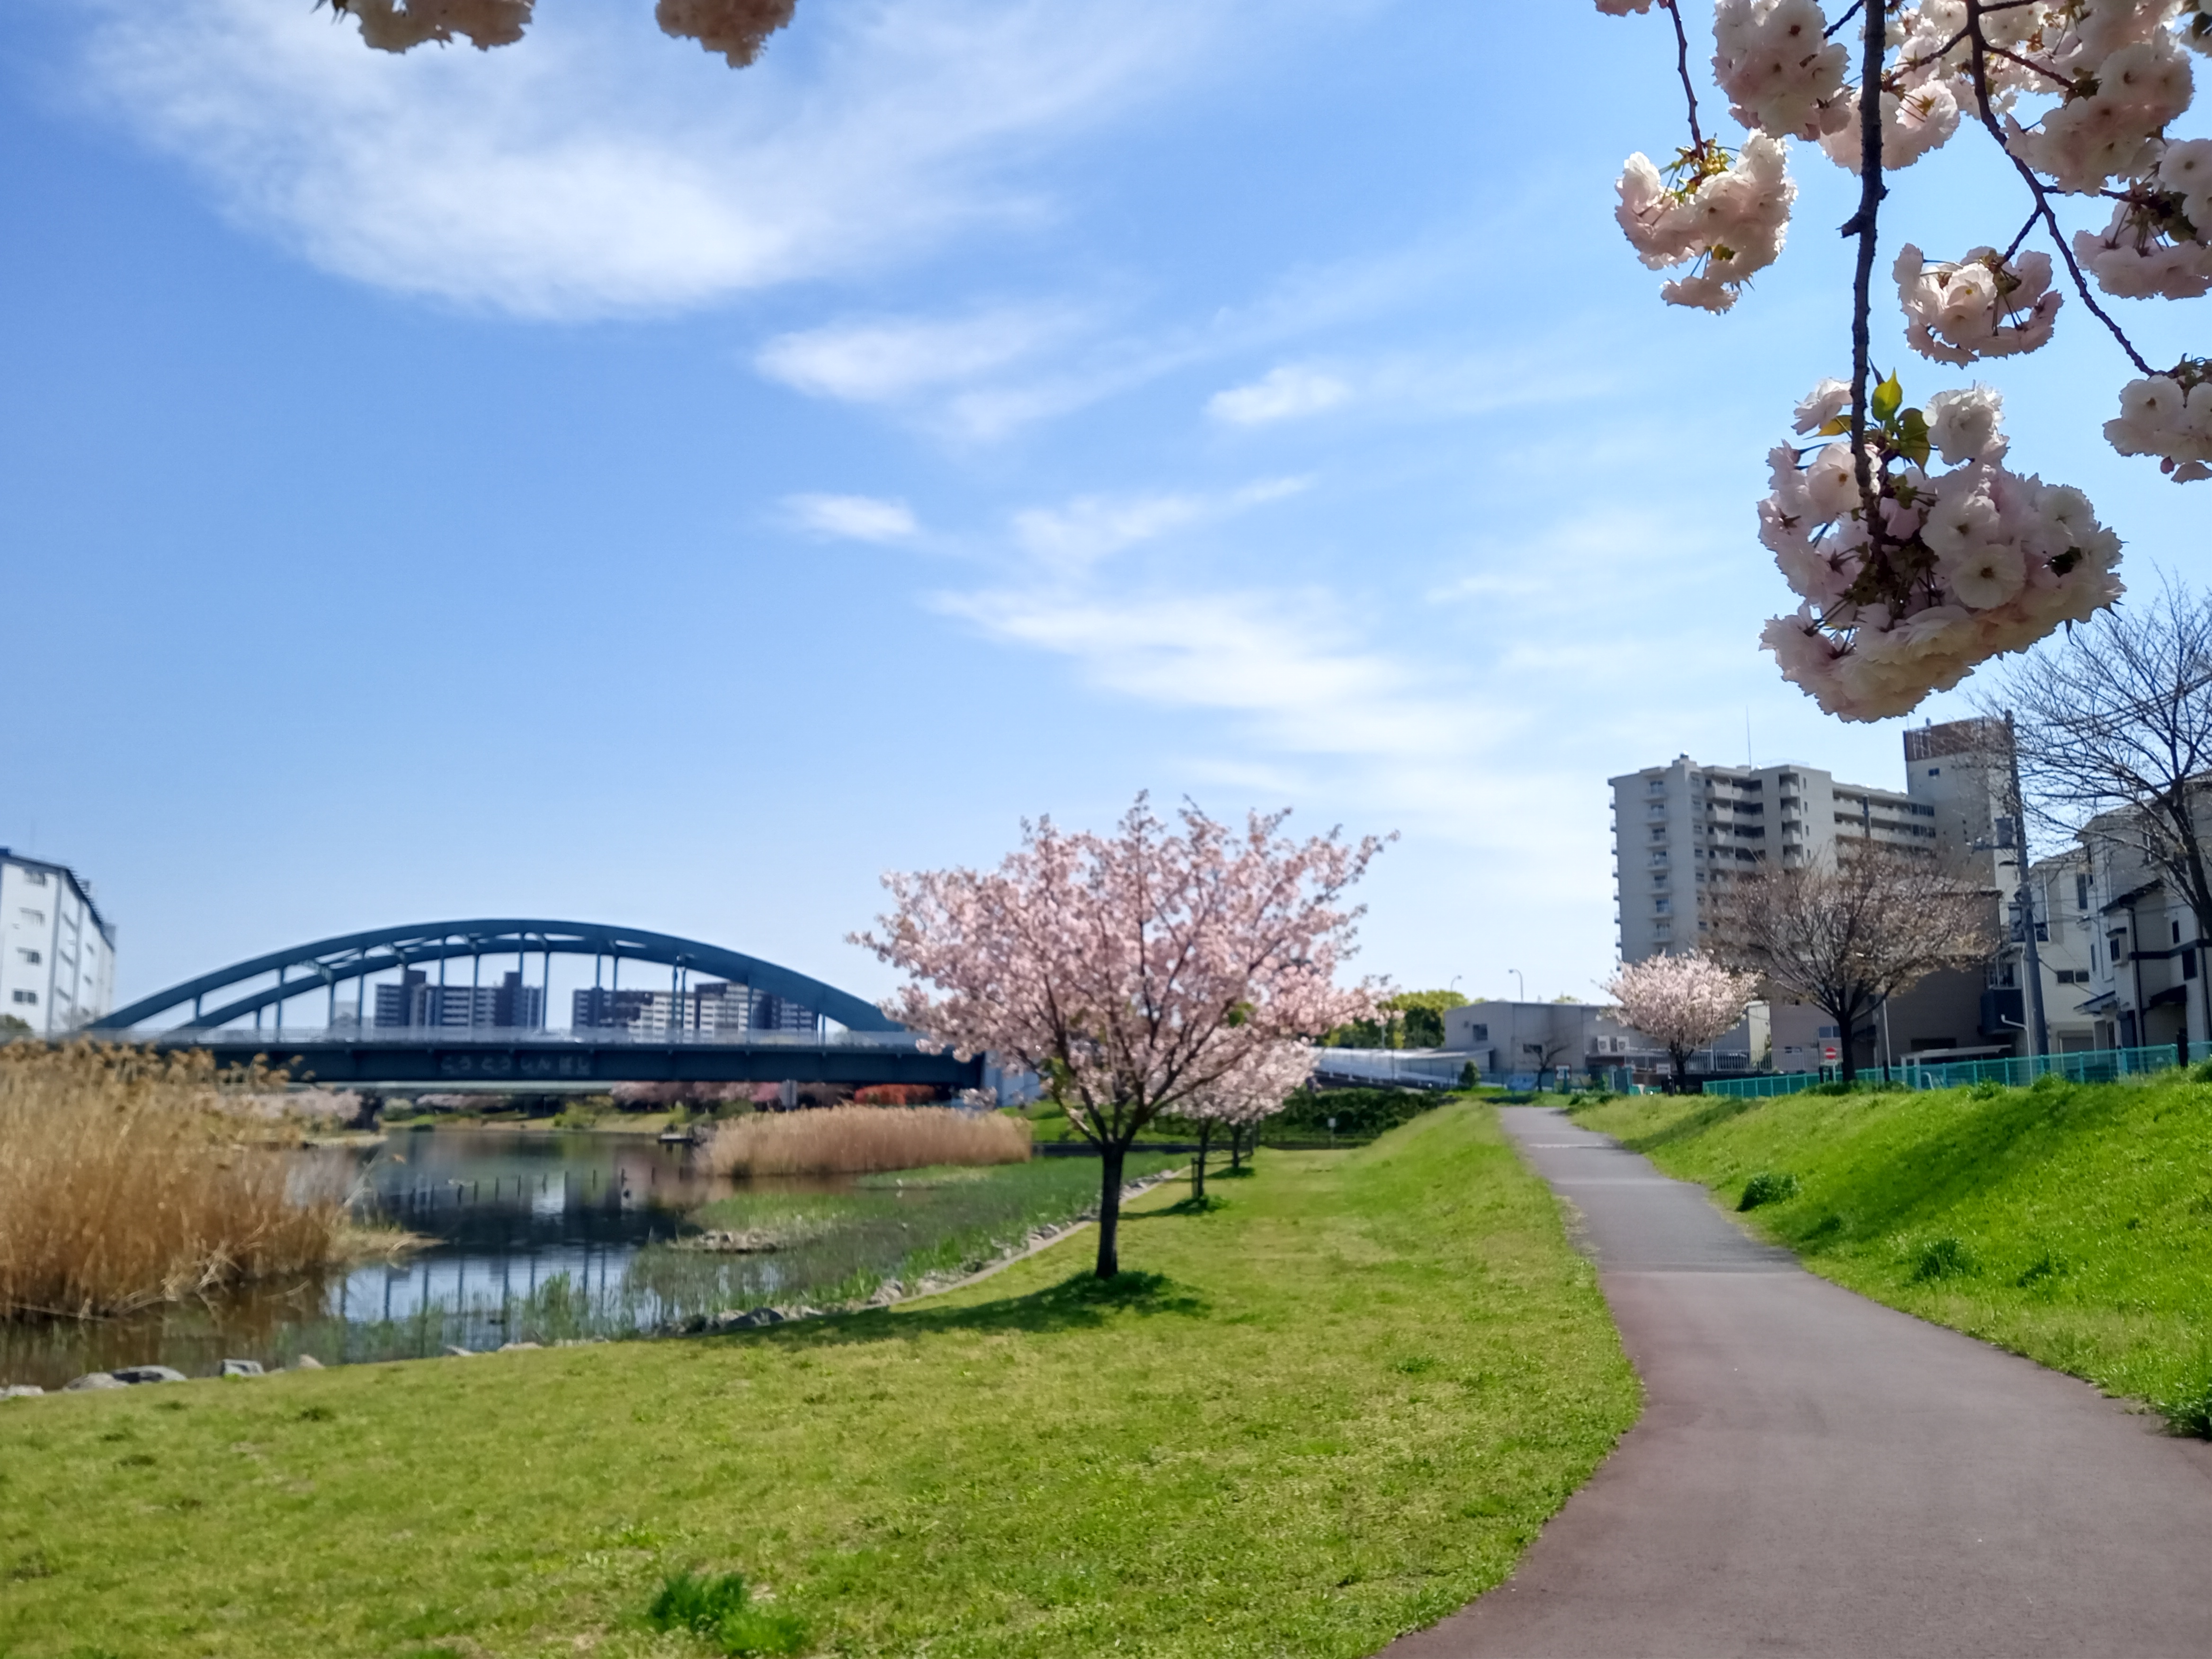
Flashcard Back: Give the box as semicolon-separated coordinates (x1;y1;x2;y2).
853;1084;942;1106
1910;1236;1978;1281
1269;1088;1436;1142
647;1571;807;1657
704;1106;1030;1177
1738;1171;1800;1210
0;1044;346;1319
2158;1380;2212;1440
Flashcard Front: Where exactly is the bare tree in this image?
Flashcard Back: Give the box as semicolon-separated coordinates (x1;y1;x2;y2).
1986;581;2212;1042
1715;849;1994;1085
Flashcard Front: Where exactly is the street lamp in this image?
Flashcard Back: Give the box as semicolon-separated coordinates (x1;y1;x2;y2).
1510;968;1525;1003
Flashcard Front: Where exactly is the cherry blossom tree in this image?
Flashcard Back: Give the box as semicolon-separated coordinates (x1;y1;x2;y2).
322;0;795;65
1713;846;1995;1081
1604;952;1761;1091
854;797;1382;1278
1171;1040;1313;1200
1598;0;2212;721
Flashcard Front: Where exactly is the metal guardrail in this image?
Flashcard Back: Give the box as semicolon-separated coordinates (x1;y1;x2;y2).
1702;1041;2207;1099
17;1026;929;1051
1309;1049;1474;1090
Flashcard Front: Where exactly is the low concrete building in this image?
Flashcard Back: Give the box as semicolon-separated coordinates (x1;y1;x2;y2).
1444;999;1766;1086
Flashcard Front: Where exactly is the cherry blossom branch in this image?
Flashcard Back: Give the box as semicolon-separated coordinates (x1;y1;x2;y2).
1660;0;1705;150
1963;0;2156;377
1843;0;1889;536
1825;0;1865;39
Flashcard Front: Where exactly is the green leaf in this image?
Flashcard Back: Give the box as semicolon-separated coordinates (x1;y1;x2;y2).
1897;407;1931;469
1871;371;1903;425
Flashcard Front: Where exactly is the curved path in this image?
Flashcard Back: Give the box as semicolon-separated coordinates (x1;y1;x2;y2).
1385;1106;2212;1659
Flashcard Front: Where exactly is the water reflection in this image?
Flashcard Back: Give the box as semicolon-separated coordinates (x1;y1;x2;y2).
0;1128;853;1391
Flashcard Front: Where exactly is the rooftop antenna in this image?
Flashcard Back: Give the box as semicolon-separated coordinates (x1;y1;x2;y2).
1745;710;1753;768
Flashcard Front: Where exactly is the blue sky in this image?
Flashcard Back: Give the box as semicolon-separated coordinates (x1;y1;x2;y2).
1;0;2202;1016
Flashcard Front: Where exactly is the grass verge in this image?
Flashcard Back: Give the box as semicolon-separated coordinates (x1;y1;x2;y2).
0;1104;1634;1658
1572;1076;2212;1430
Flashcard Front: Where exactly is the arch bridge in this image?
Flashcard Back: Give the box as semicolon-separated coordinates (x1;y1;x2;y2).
87;919;976;1092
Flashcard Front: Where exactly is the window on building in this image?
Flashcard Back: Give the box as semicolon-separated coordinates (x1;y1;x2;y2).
18;910;43;926
22;869;47;886
1468;1024;1488;1041
1654;899;1671;914
2076;873;2091;911
9;990;34;1006
1648;778;1664;794
1927;767;1940;776
16;949;38;965
1818;1024;1840;1038
2188;951;2200;981
2175;920;2185;945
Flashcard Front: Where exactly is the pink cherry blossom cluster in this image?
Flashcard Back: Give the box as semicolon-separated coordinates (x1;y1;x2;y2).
2074;138;2212;298
334;0;532;53
1615;134;1798;312
1894;244;2062;362
1714;0;1852;140
1176;1042;1316;1135
328;0;797;63
1760;378;2124;721
2105;359;2212;476
853;797;1382;1146
2003;10;2195;194
1603;953;1759;1079
655;0;798;67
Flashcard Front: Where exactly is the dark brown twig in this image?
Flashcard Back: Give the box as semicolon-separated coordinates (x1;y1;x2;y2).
1660;0;1705;149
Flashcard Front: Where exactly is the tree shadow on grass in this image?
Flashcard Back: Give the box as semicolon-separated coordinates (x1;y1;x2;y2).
738;1270;1209;1352
1610;1096;1763;1154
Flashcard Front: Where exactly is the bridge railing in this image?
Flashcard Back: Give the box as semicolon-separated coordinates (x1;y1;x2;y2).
32;1026;935;1051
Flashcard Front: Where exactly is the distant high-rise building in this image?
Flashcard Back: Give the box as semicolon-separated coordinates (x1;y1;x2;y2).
0;849;116;1035
376;969;542;1030
570;978;817;1035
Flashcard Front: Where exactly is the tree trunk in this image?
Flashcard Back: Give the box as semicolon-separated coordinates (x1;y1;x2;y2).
1193;1122;1212;1201
1231;1124;1247;1171
1095;1139;1128;1278
1669;1044;1689;1094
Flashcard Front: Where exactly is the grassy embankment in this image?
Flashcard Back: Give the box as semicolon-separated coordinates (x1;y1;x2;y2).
703;1105;1031;1177
1574;1076;2212;1431
0;1103;1637;1658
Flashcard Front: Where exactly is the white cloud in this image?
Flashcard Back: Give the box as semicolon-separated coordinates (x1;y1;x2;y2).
1207;364;1352;425
1010;477;1307;569
785;493;919;543
74;0;1270;318
756;306;1082;403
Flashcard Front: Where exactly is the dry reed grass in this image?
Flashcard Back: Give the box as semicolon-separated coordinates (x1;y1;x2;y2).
0;1044;348;1320
704;1106;1031;1177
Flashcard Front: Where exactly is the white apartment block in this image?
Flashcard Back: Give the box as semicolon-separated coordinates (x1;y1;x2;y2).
1610;757;1945;962
1610;720;2027;1070
0;850;116;1035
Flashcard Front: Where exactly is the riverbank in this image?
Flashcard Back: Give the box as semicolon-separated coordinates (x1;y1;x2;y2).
1572;1076;2212;1432
0;1104;1636;1657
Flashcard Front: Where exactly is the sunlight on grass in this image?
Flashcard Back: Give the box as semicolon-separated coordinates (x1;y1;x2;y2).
0;1105;1635;1657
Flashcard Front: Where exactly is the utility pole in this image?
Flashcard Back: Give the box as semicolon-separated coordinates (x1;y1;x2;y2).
2005;712;2051;1060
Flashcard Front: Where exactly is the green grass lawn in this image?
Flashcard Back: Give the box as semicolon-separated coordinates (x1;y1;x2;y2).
1573;1077;2212;1430
0;1104;1635;1659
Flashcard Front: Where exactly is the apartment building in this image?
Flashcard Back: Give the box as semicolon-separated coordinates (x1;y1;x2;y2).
0;849;116;1035
1609;719;2024;1070
571;980;819;1036
375;968;544;1030
1609;756;1944;962
2073;806;2212;1053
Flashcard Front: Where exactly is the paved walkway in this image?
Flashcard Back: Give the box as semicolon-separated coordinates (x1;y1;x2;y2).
1384;1106;2212;1659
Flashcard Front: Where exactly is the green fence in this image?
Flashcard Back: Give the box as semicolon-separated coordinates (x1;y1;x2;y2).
1702;1041;2207;1099
1905;1041;2207;1090
1702;1071;1824;1099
